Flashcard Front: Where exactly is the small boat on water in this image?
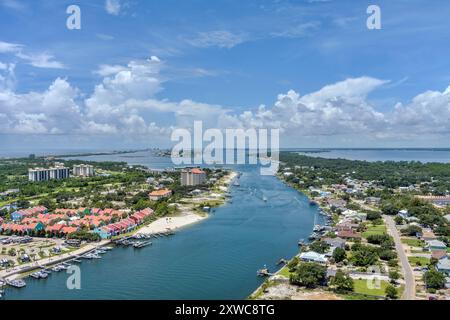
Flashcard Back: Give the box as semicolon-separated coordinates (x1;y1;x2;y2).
234;181;240;187
133;240;152;249
308;232;320;240
298;239;306;246
30;271;48;279
102;246;114;251
40;268;52;275
313;225;325;232
51;266;62;272
263;196;268;202
6;279;26;288
84;252;101;259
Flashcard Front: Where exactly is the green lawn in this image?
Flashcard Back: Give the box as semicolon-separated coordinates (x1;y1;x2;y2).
408;256;430;266
401;238;424;248
362;225;387;238
278;266;291;278
353;279;389;296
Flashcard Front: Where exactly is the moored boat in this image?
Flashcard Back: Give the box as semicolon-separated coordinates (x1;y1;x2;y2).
6;279;26;288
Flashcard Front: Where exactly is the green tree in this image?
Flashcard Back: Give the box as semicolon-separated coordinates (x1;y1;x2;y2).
352;245;378;267
289;262;327;288
423;269;446;290
332;247;346;263
309;241;330;254
385;284;398;299
330;270;354;293
389;270;400;284
286;257;299;272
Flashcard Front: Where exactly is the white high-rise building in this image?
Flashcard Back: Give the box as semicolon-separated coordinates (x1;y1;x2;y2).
73;164;95;177
28;166;70;182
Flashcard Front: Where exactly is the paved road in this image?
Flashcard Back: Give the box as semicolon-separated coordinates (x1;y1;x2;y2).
384;215;416;300
0;240;111;280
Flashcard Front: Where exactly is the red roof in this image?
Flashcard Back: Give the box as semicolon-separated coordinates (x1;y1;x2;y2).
191;168;205;174
337;230;361;239
61;227;78;235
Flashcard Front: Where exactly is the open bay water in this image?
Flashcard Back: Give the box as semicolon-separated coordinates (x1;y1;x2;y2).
294;148;450;163
4;162;322;300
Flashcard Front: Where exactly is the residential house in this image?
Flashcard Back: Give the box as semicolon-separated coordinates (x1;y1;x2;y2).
326;199;347;210
422;230;438;241
337;230;362;240
431;250;448;261
436;258;450;275
426;240;447;251
365;197;381;205
149;188;172;201
398;209;409;219
299;251;328;264
322;237;346;249
444;214;450;224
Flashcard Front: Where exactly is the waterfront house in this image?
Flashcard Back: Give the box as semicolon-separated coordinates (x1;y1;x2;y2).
337;230;362;240
426;240;447;251
149;188;172;201
335;222;360;232
437;258;450;275
322;237;346;249
326;199;347;210
342;210;367;222
94;227;111;239
299;251;328;264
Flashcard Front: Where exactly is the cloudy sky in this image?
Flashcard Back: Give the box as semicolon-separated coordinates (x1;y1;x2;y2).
1;0;450;152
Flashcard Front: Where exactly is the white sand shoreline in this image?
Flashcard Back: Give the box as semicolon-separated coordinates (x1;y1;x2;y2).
135;170;238;235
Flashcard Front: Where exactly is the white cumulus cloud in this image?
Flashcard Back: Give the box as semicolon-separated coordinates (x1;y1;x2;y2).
105;0;121;15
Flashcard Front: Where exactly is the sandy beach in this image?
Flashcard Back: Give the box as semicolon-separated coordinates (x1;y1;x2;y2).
135;170;238;235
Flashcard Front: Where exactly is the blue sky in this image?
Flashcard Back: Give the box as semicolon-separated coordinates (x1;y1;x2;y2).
1;0;450;151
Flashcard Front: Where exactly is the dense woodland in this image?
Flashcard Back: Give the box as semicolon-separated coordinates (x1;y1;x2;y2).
280;152;450;193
